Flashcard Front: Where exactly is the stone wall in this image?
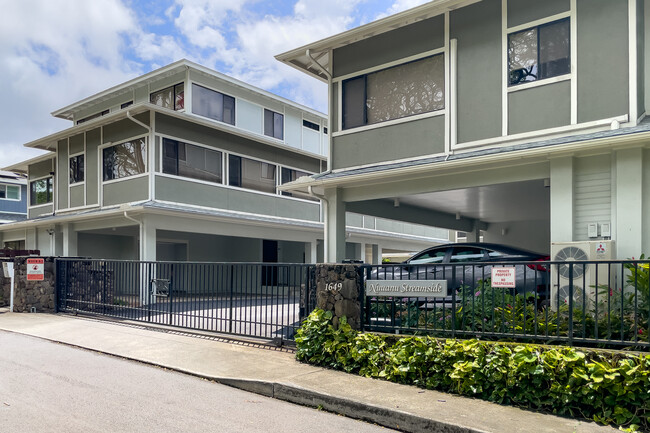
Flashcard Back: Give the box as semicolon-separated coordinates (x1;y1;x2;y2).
315;264;362;330
12;257;56;313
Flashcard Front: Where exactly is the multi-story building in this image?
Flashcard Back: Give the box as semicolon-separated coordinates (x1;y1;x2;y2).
0;60;447;262
277;0;650;262
0;171;27;233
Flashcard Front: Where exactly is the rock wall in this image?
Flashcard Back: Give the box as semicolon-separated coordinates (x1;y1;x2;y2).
12;257;56;313
315;264;362;330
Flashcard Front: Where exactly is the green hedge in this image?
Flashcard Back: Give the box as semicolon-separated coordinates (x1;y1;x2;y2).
295;309;650;432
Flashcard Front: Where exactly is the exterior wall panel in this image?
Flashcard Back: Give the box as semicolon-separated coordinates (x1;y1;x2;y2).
507;0;570;28
57;139;68;210
102;113;149;144
577;0;629;123
29;204;53;219
102;176;149;206
451;0;502;144
508;81;571;134
332;15;445;78
86;128;100;205
332;116;445;169
69;184;85;208
155;176;321;222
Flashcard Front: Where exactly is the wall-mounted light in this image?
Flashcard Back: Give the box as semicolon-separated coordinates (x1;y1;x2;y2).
393;198;400;207
543;178;550;188
455;212;461;220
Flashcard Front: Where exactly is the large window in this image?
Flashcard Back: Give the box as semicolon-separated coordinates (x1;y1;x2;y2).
342;54;445;130
264;109;284;140
69;154;84;184
30;178;53;206
508;18;570;86
0;184;20;200
150;83;185;110
162;138;223;184
102;138;147;181
192;84;235;125
228;155;276;194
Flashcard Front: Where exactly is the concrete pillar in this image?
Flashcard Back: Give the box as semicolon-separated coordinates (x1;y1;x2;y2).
466;220;481;242
304;241;318;264
372;244;382;265
62;224;78;257
140;216;156;306
324;188;346;263
550;157;574;243
615;148;643;259
359;243;367;262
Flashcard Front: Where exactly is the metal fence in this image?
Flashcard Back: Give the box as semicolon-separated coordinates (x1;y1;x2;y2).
56;259;316;342
361;259;650;349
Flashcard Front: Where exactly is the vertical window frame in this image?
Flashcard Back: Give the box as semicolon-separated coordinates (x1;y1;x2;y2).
29;177;53;206
264;109;284;140
69;153;85;185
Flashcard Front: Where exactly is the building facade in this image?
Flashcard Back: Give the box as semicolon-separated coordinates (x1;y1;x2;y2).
277;0;650;263
0;171;27;233
0;60;447;263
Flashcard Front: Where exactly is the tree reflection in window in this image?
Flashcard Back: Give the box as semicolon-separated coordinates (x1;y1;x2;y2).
508;19;570;86
103;138;147;181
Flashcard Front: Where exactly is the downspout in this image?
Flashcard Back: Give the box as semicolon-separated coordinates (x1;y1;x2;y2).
306;49;333;176
308;185;329;263
126;110;154;202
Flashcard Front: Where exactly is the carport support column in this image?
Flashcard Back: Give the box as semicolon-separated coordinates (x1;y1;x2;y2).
140;216;156;306
615;149;643;258
62;223;78;257
550;157;574;242
324;188;346;263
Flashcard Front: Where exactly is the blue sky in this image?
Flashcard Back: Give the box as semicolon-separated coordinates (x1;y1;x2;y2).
0;0;429;167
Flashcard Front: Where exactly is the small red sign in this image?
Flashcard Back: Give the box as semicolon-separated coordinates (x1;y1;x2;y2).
26;258;44;281
491;267;516;288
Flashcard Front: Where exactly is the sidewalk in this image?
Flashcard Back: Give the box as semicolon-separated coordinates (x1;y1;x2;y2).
0;310;616;433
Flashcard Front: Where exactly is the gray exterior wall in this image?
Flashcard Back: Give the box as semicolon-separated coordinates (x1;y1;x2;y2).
103;176;149;206
451;0;502;144
577;0;629;123
86;128;100;206
508;81;571;135
332;15;445;78
57;139;68;209
102;113;149;144
573;154;612;241
507;0;570;27
70;184;84;208
154;176;321;221
78;233;138;260
28;159;54;180
332;116;445;169
29;205;53;219
155;113;321;172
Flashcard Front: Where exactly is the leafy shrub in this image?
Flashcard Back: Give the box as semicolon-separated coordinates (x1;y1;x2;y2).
295;308;650;431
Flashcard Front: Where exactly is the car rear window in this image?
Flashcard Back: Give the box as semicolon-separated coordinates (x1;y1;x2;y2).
450;247;485;263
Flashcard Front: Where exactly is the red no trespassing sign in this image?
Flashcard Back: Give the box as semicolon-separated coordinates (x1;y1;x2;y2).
26;258;44;281
491;267;516;288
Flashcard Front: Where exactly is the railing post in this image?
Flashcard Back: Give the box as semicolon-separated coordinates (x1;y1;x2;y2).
568;263;574;346
229;264;234;334
451;265;457;338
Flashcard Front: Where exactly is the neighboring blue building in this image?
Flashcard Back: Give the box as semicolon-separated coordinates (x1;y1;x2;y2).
0;171;27;225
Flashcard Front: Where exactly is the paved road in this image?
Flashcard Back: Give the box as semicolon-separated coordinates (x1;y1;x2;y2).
0;331;395;433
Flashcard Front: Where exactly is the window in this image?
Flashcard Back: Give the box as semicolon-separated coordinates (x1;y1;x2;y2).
102;138;147;181
192;84;235;125
342;54;445;130
30;178;53;206
450;247;486;263
280;167;317;201
162;138;223;184
150;83;184;110
264;109;284;140
76;109;109;125
121;101;133;109
302;119;320;132
69;154;84;184
228;155;276;194
508;18;570;86
0;184;20;200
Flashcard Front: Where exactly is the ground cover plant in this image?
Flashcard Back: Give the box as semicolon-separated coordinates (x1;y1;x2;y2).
295;308;650;431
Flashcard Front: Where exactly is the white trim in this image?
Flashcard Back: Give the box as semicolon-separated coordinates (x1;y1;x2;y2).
149;110;155;202
56;204;100;213
444;12;451;154
506;11;571;32
506;74;572;92
0;210;26;215
453;114;629;150
332;109;446;138
101;172;149;186
337;79;343;135
28;202;54;210
570;0;577;125
629;0;639;125
501;0;508;137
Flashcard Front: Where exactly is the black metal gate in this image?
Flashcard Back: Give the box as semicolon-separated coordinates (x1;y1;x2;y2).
56;259;316;342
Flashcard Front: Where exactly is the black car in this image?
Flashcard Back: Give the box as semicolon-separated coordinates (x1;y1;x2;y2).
372;242;550;298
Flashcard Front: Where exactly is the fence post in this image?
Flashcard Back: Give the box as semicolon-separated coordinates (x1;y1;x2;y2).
568;263;574;346
315;264;362;330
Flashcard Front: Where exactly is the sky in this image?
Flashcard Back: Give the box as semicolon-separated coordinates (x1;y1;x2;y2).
0;0;430;168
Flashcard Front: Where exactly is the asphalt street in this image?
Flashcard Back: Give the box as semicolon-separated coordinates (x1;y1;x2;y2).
0;330;395;433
